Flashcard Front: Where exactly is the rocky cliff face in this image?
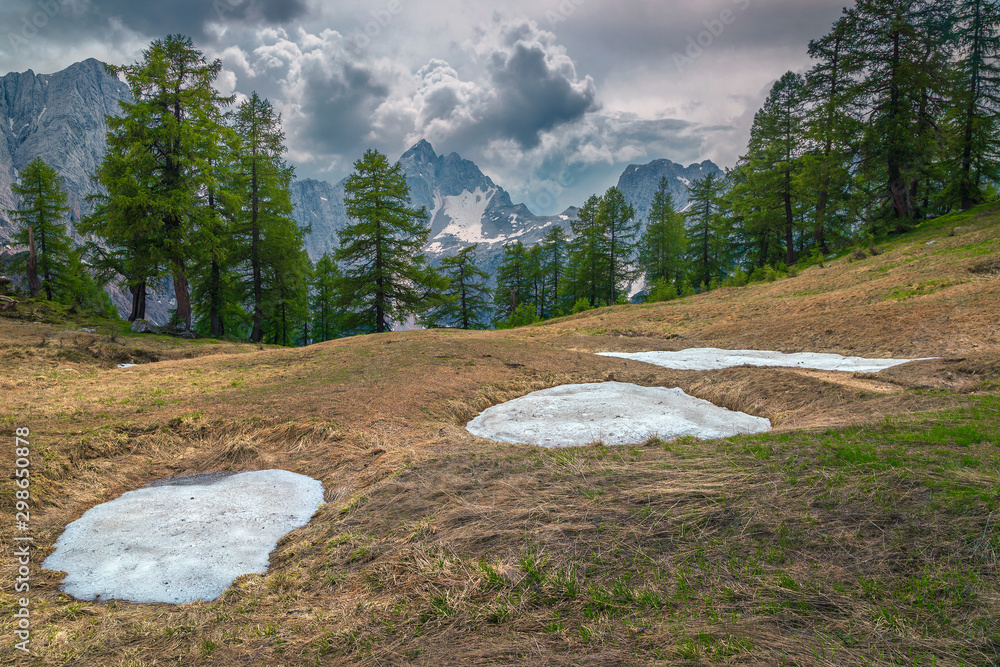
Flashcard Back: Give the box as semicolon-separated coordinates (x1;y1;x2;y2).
0;58;130;242
616;159;724;230
293;140;577;280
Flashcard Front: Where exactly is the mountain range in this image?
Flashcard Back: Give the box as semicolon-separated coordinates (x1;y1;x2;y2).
0;59;722;320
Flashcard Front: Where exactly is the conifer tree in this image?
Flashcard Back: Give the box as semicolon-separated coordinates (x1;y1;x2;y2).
421;245;491;329
840;0;950;227
494;240;530;321
803;20;859;252
335;148;441;333
539;225;569;315
736;72;807;266
232;92;299;342
946;0;1000;209
566;195;608;306
311;253;345;342
597;186;639;304
84;35;231;328
685;173;728;287
7;157;72;301
639;177;686;289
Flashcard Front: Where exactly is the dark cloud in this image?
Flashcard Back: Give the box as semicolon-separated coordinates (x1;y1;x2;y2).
296;62;391;156
411;18;598;154
483;40;597;149
46;0;308;42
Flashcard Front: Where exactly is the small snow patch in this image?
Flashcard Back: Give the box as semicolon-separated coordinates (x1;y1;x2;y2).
599;348;932;373
467;382;770;448
43;470;324;604
117;363;138;369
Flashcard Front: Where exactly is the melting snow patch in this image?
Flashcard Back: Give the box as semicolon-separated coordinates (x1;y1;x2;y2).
42;470;324;604
466;382;770;448
598;348;932;373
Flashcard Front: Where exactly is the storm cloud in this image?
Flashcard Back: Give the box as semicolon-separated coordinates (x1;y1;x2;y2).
0;0;857;213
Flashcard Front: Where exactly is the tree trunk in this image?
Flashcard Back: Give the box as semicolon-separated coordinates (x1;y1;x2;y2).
129;279;147;322
26;226;41;299
209;259;224;337
172;260;192;332
250;159;264;343
784;170;796;266
886;27;914;226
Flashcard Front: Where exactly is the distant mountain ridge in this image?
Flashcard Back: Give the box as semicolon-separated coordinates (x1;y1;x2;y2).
0;58;724;313
291;140;578;277
616;159;725;227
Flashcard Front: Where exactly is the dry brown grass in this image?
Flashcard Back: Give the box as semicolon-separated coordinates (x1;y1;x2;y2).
0;206;998;665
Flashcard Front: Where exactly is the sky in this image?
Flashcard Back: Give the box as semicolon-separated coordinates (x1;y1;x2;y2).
0;0;850;214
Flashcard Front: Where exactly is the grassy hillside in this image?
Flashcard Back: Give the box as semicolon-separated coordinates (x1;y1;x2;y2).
1;205;998;666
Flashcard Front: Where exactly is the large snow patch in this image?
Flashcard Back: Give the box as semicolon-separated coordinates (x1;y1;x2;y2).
42;470;323;604
598;348;931;373
466;382;770;448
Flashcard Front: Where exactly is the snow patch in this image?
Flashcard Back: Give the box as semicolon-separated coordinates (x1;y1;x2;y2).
598;348;933;373
467;382;770;448
436;187;495;243
43;470;324;604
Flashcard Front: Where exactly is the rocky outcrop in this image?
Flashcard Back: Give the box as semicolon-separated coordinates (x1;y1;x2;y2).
616;159;724;230
0;58;130;241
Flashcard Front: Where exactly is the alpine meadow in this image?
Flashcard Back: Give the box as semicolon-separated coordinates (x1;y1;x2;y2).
0;1;998;666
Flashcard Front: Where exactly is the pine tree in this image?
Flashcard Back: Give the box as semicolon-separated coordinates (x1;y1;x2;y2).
539;225;569;315
494;240;530;322
685;173;728;287
7;157;72;301
232;92;300;342
421;245;491;329
639;177;686;289
946;0;1000;209
83;36;231;328
597;186;639;304
565;195;608;306
840;0;951;227
335;149;441;333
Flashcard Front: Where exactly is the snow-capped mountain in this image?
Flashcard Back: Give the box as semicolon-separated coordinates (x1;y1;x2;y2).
293;140;576;277
616;159;724;229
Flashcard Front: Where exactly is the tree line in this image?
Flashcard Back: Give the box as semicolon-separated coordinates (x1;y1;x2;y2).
490;0;999;326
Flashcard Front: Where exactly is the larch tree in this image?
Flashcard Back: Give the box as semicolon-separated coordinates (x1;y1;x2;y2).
947;0;1000;209
84;35;231;328
335;148;441;333
639;177;687;289
685;173;728;288
539;225;569;315
597;186;639;304
8;157;72;301
420;244;491;330
566;194;608;306
232;92;299;343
